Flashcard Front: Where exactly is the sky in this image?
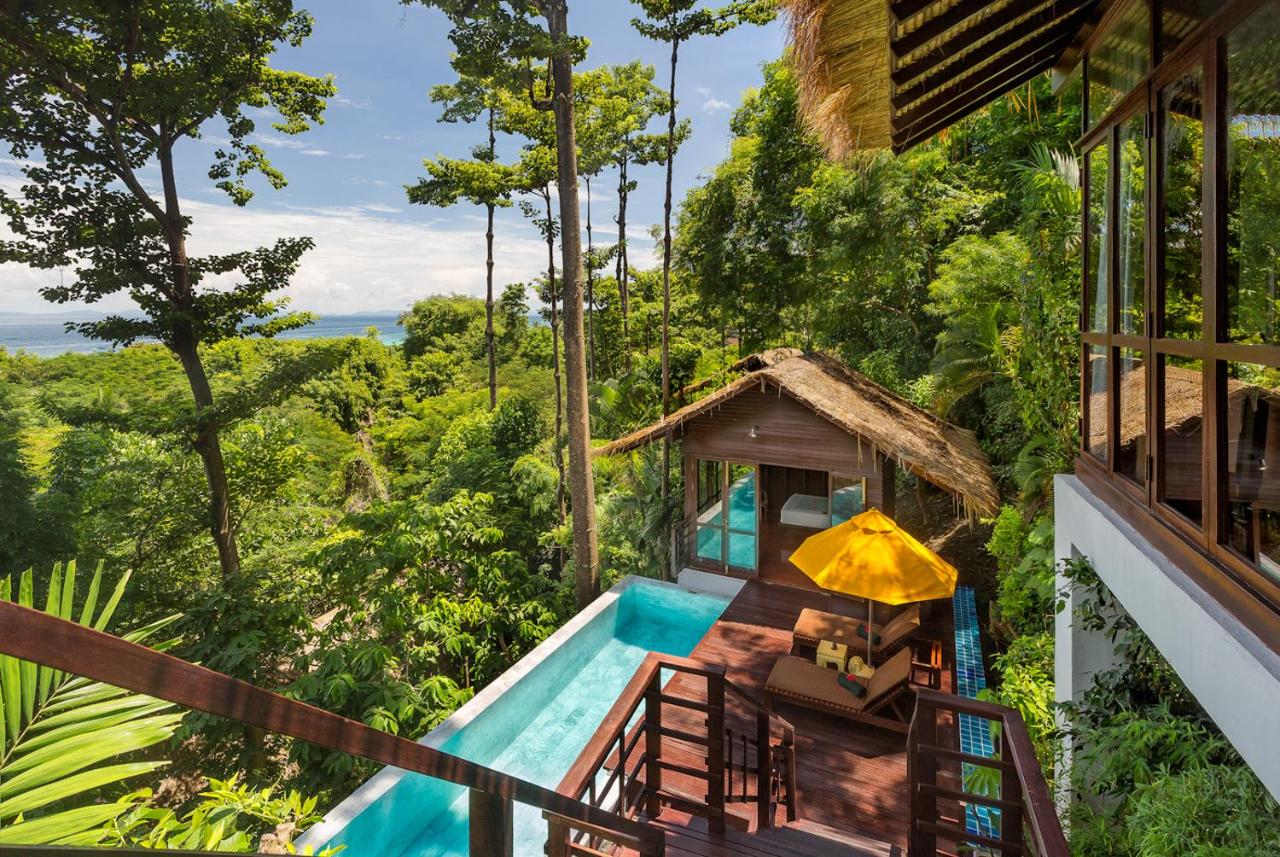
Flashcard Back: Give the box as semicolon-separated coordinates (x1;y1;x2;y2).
0;1;788;316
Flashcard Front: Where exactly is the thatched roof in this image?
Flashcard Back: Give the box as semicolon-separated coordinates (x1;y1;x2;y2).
1099;362;1251;450
596;351;1001;518
783;0;1105;156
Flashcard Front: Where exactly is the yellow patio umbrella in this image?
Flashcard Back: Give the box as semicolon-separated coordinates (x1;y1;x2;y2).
789;507;958;661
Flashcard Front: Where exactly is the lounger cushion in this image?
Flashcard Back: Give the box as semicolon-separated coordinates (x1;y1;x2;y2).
767;655;867;713
793;604;922;651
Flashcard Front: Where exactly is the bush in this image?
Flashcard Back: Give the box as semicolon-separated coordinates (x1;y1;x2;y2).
986;505;1056;635
979;632;1055;772
1124;764;1280;856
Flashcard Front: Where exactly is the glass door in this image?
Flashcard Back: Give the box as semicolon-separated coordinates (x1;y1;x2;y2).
693;459;758;574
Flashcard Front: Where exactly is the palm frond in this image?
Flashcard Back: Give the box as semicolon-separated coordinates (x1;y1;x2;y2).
0;561;182;845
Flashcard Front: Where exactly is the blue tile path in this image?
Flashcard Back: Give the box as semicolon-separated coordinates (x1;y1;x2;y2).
952;585;1000;841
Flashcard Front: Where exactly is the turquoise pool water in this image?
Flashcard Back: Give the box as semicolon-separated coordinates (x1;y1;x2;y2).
696;473;757;570
316;582;729;857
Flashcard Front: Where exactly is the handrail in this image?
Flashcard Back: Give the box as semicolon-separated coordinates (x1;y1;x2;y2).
908;687;1068;857
0;601;665;857
559;650;799;844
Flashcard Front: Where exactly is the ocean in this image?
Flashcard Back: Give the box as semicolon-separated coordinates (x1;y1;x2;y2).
0;313;406;357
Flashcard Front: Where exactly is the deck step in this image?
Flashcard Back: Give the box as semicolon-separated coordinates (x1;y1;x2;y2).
626;807;900;857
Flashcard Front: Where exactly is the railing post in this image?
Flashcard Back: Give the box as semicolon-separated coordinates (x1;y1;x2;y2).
469;788;513;857
644;672;663;818
783;727;798;823
907;697;937;857
706;669;727;834
755;708;772;829
999;726;1025;853
545;814;571;857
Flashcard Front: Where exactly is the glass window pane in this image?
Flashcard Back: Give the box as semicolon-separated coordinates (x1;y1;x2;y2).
1118;114;1146;336
1225;4;1280;345
1087;345;1109;461
1087;144;1110;332
1159;355;1203;526
1159;0;1217;60
696;459;724;564
1117;350;1147;483
1088;1;1151;129
697;459;722;514
726;464;756;572
1223;362;1280;583
1161;69;1204;339
830;475;865;526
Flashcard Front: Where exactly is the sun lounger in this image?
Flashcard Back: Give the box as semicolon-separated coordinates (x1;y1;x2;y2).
792;603;922;661
764;647;918;733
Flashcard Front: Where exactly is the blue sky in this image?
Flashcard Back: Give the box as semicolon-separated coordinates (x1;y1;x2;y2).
0;1;787;315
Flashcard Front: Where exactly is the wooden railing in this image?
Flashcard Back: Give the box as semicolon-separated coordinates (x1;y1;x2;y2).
554;652;798;855
722;680;798;829
907;688;1068;857
0;601;665;857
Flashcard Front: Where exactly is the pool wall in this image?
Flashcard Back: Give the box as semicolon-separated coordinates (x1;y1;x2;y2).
298;576;717;853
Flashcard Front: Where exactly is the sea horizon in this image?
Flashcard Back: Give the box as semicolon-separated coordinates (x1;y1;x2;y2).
0;311;406;357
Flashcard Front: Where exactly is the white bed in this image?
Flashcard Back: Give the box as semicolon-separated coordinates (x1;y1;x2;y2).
780;493;830;528
780;485;864;529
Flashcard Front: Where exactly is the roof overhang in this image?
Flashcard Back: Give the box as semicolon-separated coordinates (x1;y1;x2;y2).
786;0;1110;156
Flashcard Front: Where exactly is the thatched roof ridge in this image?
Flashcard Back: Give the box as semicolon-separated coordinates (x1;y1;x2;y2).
596;351;1001;518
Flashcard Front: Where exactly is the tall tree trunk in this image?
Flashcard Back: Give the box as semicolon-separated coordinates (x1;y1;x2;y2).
658;32;681;582
544;188;566;525
485;108;498;410
158;142;240;580
585;174;595;382
546;0;599;609
615;152;630;374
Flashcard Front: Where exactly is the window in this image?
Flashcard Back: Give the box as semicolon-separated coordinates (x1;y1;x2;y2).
1223;363;1280;583
830;475;866;525
1077;0;1280;606
1161;68;1204;340
1225;3;1280;346
693;459;756;573
1158;355;1204;526
1086;143;1110;332
1087;1;1151;129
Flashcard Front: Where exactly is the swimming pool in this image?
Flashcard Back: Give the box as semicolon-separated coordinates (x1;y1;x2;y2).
300;578;730;857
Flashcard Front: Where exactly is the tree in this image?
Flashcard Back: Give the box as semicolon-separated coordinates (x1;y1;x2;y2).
630;0;775;576
408;74;522;410
0;2;334;580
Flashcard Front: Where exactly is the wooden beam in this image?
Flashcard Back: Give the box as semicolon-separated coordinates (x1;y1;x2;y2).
470;789;514;857
890;0;941;23
0;601;662;852
892;0;1096;90
892;0;992;58
891;31;1076;150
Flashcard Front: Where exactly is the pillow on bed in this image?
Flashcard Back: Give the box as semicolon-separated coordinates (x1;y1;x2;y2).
836;672;868;698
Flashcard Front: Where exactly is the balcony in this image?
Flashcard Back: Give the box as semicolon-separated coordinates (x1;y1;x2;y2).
0;578;1067;857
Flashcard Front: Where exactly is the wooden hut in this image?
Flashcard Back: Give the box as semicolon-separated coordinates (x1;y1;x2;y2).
596;350;1000;588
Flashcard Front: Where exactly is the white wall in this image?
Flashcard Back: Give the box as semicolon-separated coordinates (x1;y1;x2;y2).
1054;474;1280;800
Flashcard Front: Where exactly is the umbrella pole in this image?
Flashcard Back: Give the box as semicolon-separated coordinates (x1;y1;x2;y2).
867;599;873;663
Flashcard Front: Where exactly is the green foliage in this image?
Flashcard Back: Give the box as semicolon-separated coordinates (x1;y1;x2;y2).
104;776;338;854
1124;764;1280;857
0;561;182;845
986;507;1056;636
400;295;489;360
978;632;1055;772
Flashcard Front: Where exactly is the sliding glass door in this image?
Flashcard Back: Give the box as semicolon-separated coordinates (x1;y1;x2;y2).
694;459;758;573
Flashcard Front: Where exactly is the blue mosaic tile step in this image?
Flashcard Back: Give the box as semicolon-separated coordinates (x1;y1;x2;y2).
952;585;999;840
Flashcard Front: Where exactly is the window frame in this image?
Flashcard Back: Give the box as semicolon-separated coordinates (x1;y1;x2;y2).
1075;0;1280;612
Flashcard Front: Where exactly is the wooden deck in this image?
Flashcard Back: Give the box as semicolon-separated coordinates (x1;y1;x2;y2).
656;579;955;854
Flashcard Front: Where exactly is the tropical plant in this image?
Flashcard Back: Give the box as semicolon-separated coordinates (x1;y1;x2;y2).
0;561;182;845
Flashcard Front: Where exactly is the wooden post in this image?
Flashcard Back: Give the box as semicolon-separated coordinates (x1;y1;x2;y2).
544;815;570;857
469;788;513;857
755;708;772;829
908;697;938;857
706;670;727;835
999;727;1025;853
644;674;663;818
783;728;799;822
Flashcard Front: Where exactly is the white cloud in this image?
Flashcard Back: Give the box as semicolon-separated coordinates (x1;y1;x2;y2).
301;148;329;157
332;94;373;110
694;85;731;113
342;153;367;160
0;182;551;315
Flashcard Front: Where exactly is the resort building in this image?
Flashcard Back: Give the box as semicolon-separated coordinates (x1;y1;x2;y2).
597;349;1000;587
2;1;1277;857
